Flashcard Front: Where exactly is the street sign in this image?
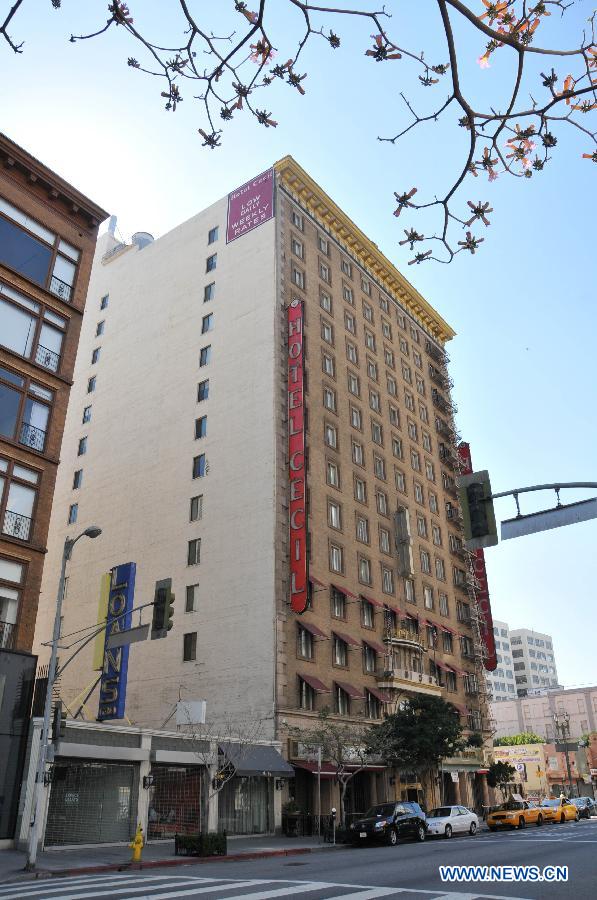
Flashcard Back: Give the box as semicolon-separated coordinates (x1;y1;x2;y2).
106;623;150;649
501;496;597;541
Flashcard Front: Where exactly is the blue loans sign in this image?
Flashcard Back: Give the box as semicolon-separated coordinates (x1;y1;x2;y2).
97;562;136;721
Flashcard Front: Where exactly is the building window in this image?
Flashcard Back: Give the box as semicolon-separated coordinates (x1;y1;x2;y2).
197;379;209;402
206;253;217;272
190;495;203;521
384;346;395;368
376;490;388;516
425;460;435;482
0;286;67;373
68;503;78;525
356;515;369;543
386;374;397;397
335;685;350;715
291;236;304;259
411;325;419;343
0;367;53;453
389;404;400;427
422;432;432;452
367;358;378;381
419;403;429;424
361;598;374;628
72;469;83;489
420;549;431;574
382;319;392;340
199;345;212;367
435;557;446;581
382;567;394;594
318;261;330;284
347;372;360;396
208;226;219;244
358;556;372;584
414;482;424;504
187;538;201;565
432;524;442;546
77;437;87;456
411;450;421;472
379;527;390;553
369;390;381;413
0;198;80;301
317;232;329;254
323;386;336;412
299;678;315;710
324;422;337;449
342;284;353;304
328;499;342;530
354;477;367;504
429;492;438;514
408;420;418;442
366;690;381;719
292;210;304;230
344;311;356;334
442;630;453;654
322;352;335;377
329;543;343;573
183;632;197;661
352;441;364;466
395;468;406;493
87;376;96;393
416;375;426;396
417;515;427;538
297;625;313;659
331;587;346;618
192;454;206;478
326;459;340;488
392;436;403;459
320;290;332;313
373;455;386;480
82;406;92;424
371;420;383;445
186;583;199;612
350;406;362;430
423;585;433;610
195;416;208;439
405;579;415;604
0;458;39;542
414;350;422;369
91;348;101;364
404;391;415;411
365;330;376;351
333;635;348;667
204;282;215;302
95;320;105;337
362;302;373;323
341;258;352;277
201;314;213;334
346;342;358;365
362;278;372;296
100;294;109;310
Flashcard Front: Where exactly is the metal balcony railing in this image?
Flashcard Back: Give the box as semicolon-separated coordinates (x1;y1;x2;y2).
0;620;16;649
19;421;46;452
49;275;72;303
425;339;448;366
35;343;60;372
2;508;32;541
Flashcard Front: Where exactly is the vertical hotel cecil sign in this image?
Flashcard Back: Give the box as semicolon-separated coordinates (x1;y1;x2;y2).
97;562;136;720
457;443;497;672
288;298;308;613
226;168;274;243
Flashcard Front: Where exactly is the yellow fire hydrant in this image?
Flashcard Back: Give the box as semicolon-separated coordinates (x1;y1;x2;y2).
129;823;144;863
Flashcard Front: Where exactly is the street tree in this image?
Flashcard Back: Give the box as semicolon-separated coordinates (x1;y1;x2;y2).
2;1;595;263
370;695;464;804
486;759;517;798
288;710;376;826
494;731;544;745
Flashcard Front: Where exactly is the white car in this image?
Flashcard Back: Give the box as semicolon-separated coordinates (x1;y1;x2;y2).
426;805;479;838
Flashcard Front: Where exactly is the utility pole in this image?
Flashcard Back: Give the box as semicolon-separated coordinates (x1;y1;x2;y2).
25;527;102;871
553;711;575;798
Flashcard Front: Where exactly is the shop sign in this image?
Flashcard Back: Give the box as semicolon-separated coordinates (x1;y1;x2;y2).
457;441;497;671
98;562;136;721
226;168;274;243
288;298;308;613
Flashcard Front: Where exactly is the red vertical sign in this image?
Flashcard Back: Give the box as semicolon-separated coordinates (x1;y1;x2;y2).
288;298;308;613
458;442;498;672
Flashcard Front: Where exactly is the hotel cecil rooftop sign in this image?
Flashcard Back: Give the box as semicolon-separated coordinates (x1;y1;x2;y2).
226;168;274;243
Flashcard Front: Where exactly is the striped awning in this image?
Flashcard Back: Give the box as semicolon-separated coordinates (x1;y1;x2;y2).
363;637;386;654
299;673;331;693
366;686;391;703
332;630;361;649
361;594;384;609
331;583;358;599
298;620;329;640
334;680;365;700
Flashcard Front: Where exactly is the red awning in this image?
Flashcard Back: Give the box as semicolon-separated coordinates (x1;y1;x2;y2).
435;661;451;672
366;686;391;703
293;761;337;779
440;624;457;634
298;620;329;640
363;638;386;654
384;603;406;619
334;680;365;700
406;612;419;622
309;575;326;588
299;673;331;693
450;703;468;716
332;630;361;649
331;583;358;599
361;594;384;609
448;665;468;677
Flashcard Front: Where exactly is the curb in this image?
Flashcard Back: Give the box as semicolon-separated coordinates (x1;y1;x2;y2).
5;844;343;882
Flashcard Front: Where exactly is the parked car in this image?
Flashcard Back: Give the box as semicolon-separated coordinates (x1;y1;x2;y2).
570;797;595;819
349;801;427;845
538;798;580;823
426;805;479;838
486;799;545;830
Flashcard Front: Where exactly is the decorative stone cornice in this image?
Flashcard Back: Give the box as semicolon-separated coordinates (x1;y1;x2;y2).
274;155;456;345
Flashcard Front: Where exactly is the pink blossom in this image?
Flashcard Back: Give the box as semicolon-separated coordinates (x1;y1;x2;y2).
477;55;491;69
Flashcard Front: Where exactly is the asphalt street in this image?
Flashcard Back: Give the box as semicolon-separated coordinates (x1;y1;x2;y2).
2;818;596;900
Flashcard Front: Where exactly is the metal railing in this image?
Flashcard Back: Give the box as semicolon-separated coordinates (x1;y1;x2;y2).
425;339;448;366
19;421;46;452
49;275;72;303
2;508;32;541
0;620;16;649
35;343;60;372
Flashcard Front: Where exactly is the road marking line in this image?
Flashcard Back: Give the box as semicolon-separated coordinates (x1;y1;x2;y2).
0;878;160;900
36;878;222;900
120;881;274;900
324;889;402;899
0;877;128;895
222;883;334;900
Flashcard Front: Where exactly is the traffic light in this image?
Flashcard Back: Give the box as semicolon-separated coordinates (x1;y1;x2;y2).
151;578;174;639
51;702;66;743
457;470;498;550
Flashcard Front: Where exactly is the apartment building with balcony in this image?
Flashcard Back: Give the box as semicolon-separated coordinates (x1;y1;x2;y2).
33;158;491;824
0;133;107;653
510;627;560;696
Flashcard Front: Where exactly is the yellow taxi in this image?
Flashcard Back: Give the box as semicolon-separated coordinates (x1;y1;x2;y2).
487;799;545;830
538;798;580;824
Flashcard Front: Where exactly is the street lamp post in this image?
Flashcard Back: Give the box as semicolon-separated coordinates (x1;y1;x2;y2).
553;711;575;798
24;527;102;871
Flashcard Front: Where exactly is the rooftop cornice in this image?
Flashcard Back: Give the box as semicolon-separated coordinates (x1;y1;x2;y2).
274;155;456;344
0;132;109;229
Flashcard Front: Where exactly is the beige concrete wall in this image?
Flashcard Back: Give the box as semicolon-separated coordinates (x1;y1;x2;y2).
34;198;279;736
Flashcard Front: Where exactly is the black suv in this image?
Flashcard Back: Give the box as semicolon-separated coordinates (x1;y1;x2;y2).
350;801;427;846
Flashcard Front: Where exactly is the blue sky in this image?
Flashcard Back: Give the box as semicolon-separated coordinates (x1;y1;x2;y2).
1;1;595;689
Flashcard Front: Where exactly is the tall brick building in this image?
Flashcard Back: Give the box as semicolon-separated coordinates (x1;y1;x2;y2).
0;133;108;652
33;157;492;834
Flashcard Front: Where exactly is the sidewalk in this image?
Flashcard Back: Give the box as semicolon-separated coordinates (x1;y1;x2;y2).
0;834;338;883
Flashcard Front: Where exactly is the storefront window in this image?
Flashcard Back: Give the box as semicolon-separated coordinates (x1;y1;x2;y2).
219;776;273;834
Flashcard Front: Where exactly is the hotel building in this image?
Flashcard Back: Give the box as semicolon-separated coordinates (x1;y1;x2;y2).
33;158;493;838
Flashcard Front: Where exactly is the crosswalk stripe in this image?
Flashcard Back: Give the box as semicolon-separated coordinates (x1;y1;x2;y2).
0;876;126;895
323;889;402;899
222;883;336;900
120;881;270;900
0;878;147;900
34;877;219;900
